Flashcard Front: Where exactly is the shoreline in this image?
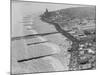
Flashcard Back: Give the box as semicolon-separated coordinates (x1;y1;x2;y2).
40;13;81;70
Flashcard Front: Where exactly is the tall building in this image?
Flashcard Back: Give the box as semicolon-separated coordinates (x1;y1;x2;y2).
44;8;49;17
45;8;49;13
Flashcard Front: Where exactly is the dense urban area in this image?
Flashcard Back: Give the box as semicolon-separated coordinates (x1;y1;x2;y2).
40;7;96;70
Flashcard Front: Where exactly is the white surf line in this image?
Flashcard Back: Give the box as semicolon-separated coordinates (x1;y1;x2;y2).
25;26;32;30
42;56;65;71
